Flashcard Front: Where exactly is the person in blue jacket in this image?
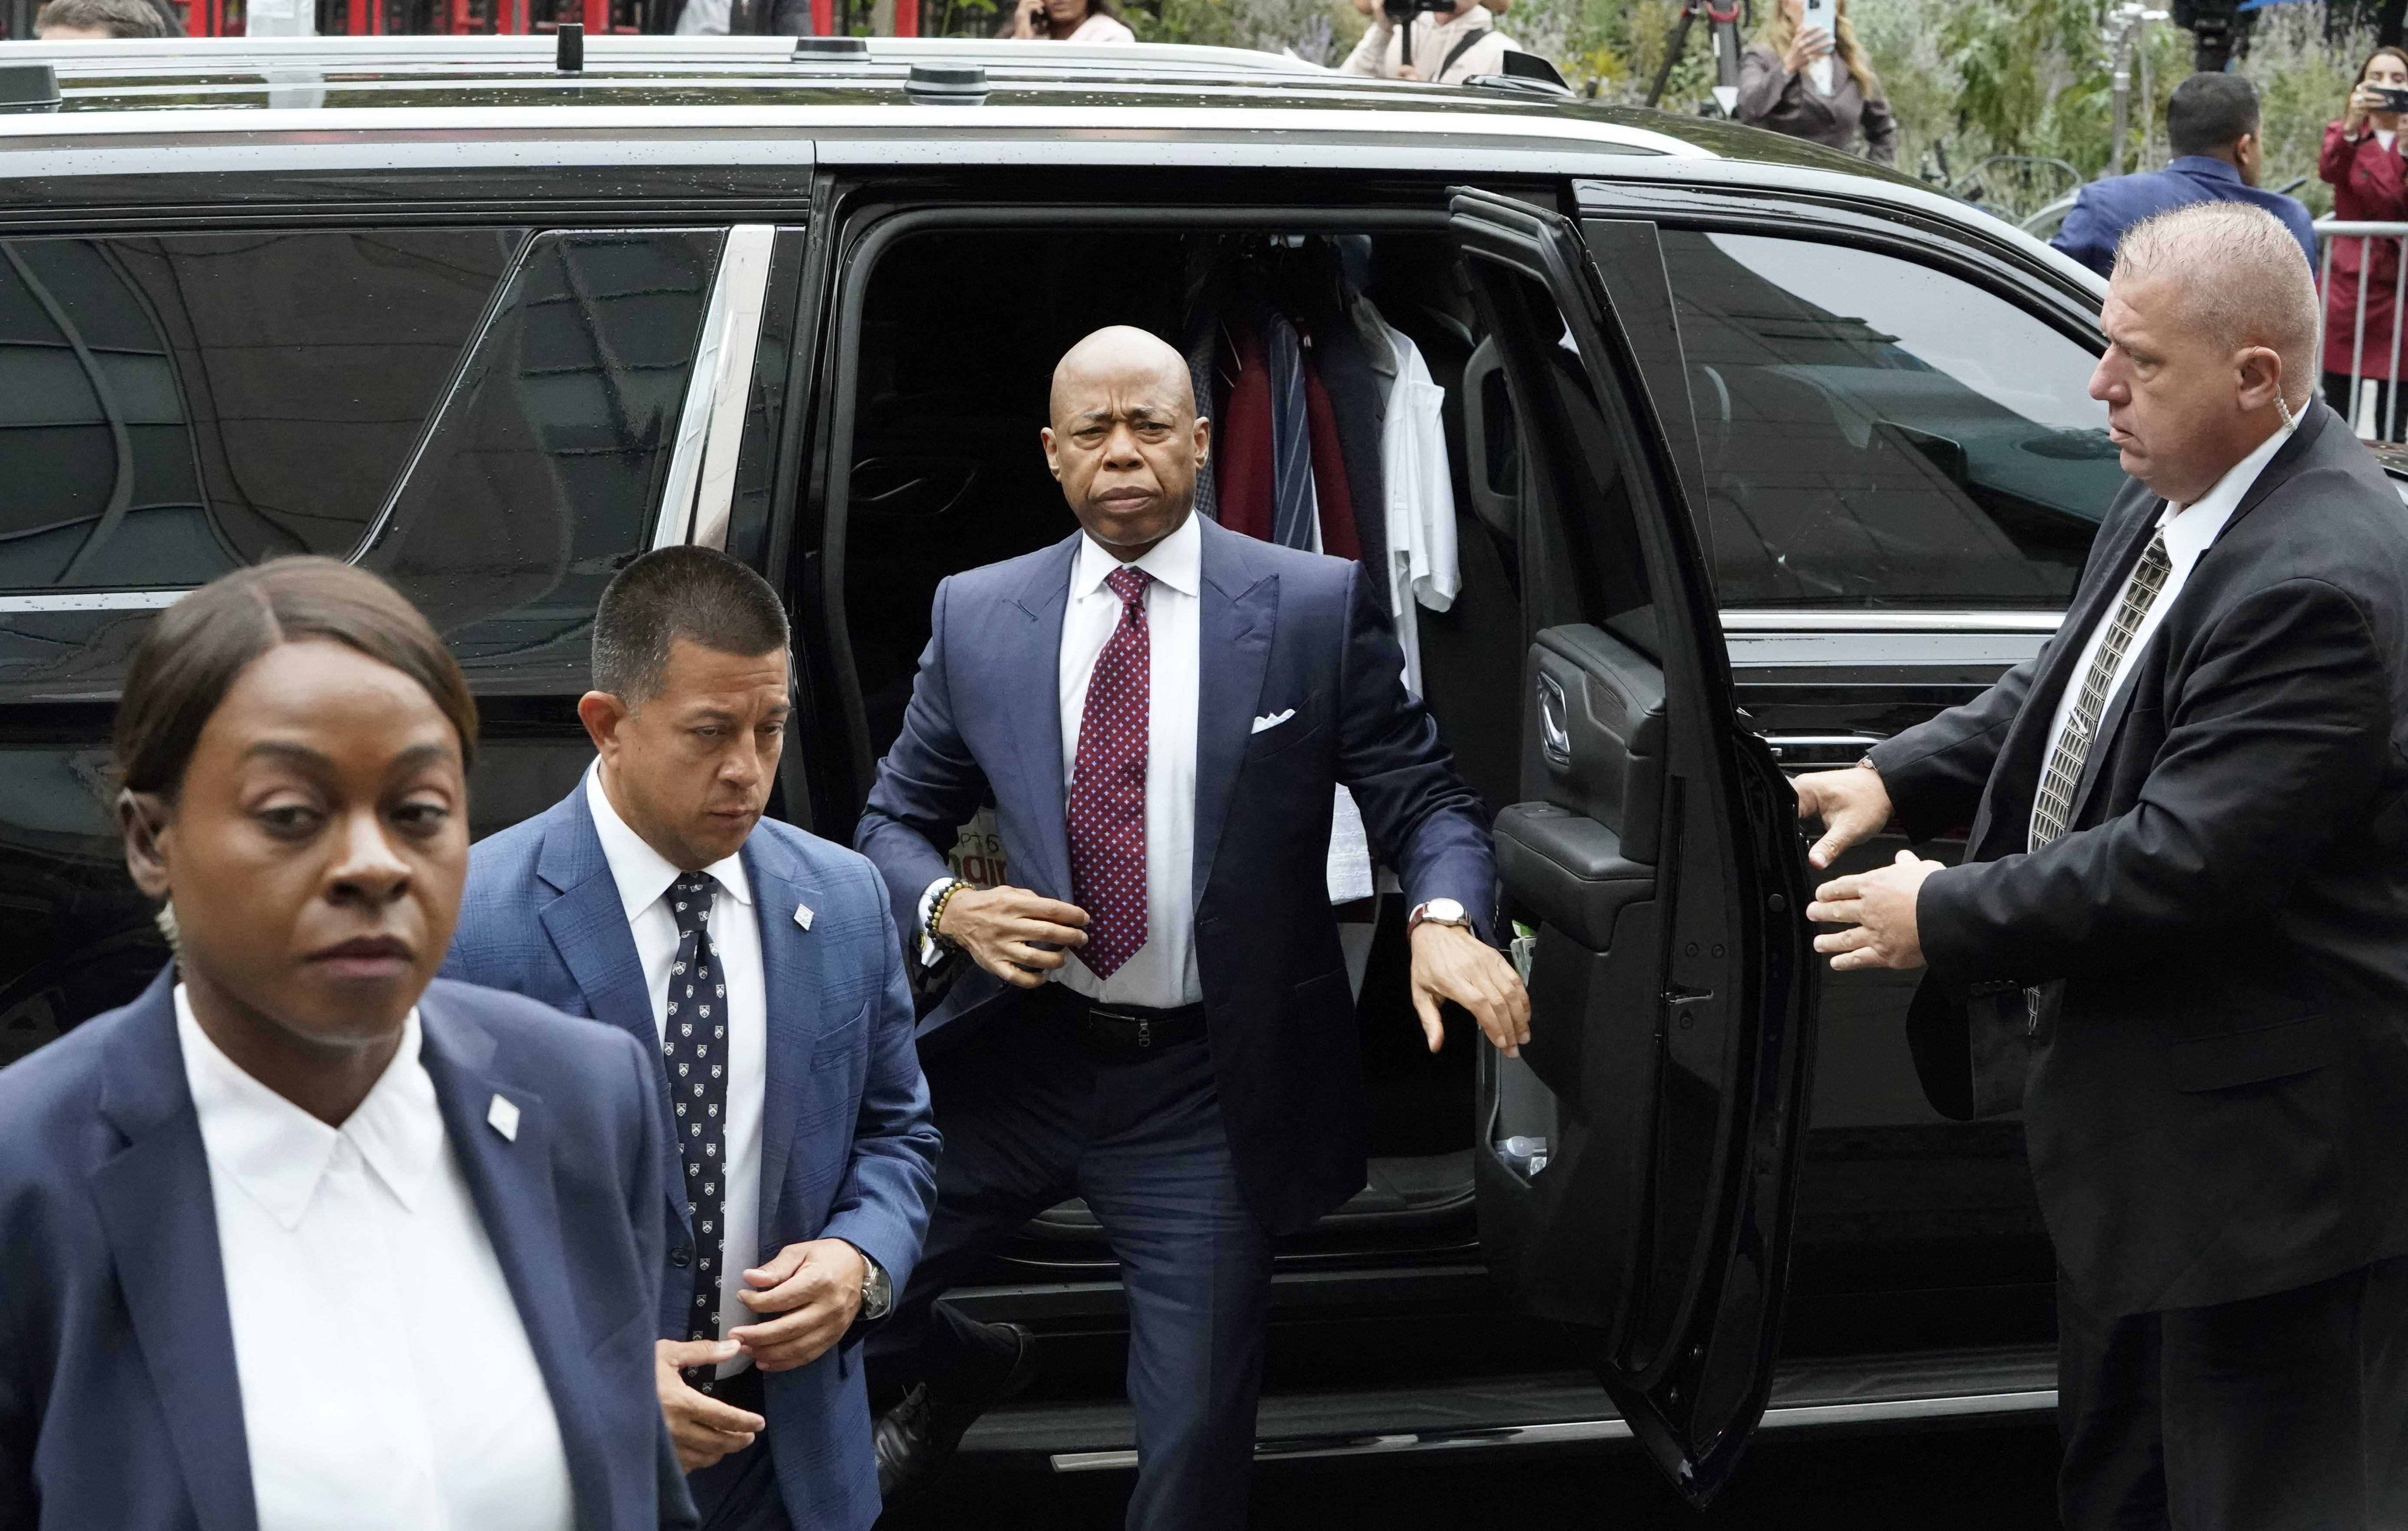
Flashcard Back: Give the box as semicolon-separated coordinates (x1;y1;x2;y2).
2053;71;2319;278
0;556;694;1531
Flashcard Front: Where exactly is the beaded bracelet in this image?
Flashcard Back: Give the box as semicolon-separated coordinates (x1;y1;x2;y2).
927;878;973;953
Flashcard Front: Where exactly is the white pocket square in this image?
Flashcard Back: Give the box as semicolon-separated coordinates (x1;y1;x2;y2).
1251;709;1296;734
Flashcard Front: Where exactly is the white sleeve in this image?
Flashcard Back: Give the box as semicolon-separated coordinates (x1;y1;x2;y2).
914;875;960;968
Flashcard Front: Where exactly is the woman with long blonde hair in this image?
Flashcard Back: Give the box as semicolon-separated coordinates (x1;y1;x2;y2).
1735;0;1896;166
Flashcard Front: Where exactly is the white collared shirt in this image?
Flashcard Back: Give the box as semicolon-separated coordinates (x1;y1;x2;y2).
585;767;767;1372
1059;511;1205;1007
2031;421;2292;846
175;990;573;1531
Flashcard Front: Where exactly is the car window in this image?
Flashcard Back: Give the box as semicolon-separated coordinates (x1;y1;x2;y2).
364;227;721;693
0;230;518;591
1662;230;2119;610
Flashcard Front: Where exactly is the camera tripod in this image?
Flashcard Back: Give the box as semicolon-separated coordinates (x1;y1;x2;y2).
1646;0;1746;112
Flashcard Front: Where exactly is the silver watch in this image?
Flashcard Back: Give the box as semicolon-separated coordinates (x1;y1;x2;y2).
1409;897;1472;934
859;1256;893;1321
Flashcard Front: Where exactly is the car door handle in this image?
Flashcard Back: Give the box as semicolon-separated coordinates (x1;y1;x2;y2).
1758;732;1886;767
1538;673;1573;770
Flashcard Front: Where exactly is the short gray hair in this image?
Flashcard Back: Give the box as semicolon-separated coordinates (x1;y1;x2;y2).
2113;202;2319;406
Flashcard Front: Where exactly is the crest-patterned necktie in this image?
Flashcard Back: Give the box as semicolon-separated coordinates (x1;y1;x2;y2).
2025;528;2172;1032
1066;564;1152;979
663;870;730;1388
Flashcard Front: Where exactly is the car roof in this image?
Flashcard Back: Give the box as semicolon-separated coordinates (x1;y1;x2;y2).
0;34;1806;161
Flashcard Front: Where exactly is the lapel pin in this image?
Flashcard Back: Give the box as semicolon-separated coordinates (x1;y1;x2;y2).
486;1092;521;1142
794;902;815;931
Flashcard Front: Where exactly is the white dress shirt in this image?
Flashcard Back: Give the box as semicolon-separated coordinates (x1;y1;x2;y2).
1055;511;1205;1007
2031;420;2291;847
586;767;768;1374
176;989;573;1531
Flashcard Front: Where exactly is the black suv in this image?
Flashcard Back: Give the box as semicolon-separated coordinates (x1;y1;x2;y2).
0;33;2215;1503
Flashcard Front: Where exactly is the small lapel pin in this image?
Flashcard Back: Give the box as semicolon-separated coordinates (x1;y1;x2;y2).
793;902;815;931
487;1093;521;1142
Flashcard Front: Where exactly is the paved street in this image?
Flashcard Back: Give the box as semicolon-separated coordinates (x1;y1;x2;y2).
886;1422;2065;1529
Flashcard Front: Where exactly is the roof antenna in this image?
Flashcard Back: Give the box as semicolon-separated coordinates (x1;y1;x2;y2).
556;21;584;74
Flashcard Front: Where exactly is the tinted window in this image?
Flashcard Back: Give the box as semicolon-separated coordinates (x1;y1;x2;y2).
0;231;516;590
365;228;722;693
1663;231;2119;610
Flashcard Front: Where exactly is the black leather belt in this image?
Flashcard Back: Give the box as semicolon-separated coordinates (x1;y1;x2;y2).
1034;984;1207;1056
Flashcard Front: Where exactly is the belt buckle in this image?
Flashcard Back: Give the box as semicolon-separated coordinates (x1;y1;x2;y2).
1091;1005;1149;1048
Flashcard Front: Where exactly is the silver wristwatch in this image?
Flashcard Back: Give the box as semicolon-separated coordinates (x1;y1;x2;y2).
1408;897;1472;934
859;1254;893;1321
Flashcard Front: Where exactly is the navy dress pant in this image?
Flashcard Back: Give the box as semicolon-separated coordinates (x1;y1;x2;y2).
686;1434;790;1531
2057;1254;2408;1529
868;1002;1278;1531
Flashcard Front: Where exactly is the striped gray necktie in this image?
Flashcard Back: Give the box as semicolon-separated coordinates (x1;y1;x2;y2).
2024;527;2172;1028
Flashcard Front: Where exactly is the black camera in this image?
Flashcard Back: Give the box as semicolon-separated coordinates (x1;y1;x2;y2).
1380;0;1450;25
2375;85;2408;114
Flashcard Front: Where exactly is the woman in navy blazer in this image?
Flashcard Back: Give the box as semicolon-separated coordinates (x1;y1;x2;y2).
0;557;693;1531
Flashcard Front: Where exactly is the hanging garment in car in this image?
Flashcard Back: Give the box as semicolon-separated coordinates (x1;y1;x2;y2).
1375;318;1460;693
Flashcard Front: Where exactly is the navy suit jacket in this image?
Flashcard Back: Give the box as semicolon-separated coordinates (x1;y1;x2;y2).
2050;155;2319;279
0;967;693;1531
856;516;1496;1236
443;783;939;1531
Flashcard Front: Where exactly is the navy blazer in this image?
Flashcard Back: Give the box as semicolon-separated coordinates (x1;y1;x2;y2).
0;967;693;1531
2050;155;2319;279
1873;401;2408;1316
443;783;939;1531
856;516;1496;1236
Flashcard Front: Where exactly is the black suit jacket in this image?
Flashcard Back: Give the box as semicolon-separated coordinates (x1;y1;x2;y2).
1870;401;2408;1317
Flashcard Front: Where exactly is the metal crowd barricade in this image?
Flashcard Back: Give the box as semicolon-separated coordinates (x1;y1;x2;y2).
2314;219;2408;443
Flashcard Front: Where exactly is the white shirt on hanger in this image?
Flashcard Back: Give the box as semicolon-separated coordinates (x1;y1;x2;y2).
1377;322;1460;695
177;990;574;1531
586;766;768;1375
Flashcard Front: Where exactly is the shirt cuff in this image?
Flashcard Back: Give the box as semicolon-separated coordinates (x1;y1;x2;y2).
915;875;959;968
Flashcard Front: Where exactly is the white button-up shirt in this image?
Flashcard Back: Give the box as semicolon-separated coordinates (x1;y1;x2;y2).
175;989;574;1531
1056;511;1205;1008
916;515;1207;1006
2032;420;2291;847
586;767;768;1373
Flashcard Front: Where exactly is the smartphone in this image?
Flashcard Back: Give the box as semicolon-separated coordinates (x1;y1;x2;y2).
1800;0;1833;41
2377;85;2408;114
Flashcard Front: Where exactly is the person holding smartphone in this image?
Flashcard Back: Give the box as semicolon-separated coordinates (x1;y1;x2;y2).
2321;46;2408;441
1734;0;1895;166
1005;0;1134;44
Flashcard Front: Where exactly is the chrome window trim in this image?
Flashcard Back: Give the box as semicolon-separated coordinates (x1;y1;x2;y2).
1720;609;2065;633
0;589;185;613
655;223;777;553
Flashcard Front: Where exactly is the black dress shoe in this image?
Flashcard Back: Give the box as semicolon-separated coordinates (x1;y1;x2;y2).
874;1321;1042;1512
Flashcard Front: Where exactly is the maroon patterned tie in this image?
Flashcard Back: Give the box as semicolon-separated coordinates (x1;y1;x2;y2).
1067;565;1152;979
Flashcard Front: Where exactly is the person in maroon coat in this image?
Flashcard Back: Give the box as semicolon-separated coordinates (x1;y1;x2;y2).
2321;46;2408;440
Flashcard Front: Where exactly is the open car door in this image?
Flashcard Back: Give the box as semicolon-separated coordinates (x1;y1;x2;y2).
1448;187;1817;1505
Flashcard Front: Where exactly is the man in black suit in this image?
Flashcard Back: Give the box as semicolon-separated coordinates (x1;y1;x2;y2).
1798;200;2408;1525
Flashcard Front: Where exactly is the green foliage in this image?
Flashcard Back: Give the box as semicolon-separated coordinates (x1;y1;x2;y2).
1124;0;2369;224
1133;0;1366;62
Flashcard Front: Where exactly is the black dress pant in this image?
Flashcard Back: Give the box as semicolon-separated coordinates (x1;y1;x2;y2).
2057;1255;2408;1529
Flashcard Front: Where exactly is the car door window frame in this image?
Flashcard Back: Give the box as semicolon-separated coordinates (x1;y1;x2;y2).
1581;185;2112;630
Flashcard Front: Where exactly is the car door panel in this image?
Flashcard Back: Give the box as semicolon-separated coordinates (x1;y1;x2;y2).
1448;186;1816;1505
